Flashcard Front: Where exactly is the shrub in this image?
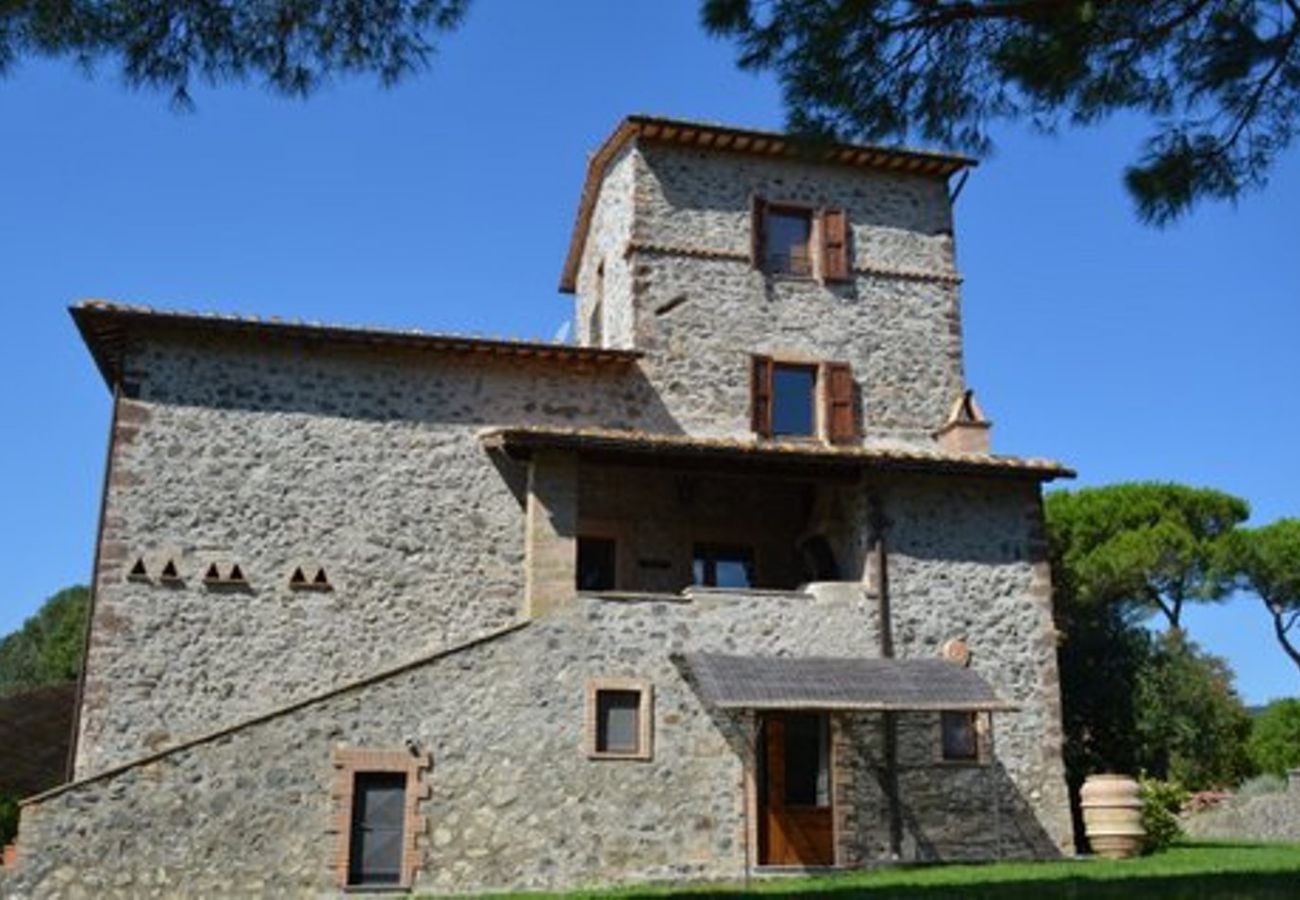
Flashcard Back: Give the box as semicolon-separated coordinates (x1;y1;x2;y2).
1139;774;1189;854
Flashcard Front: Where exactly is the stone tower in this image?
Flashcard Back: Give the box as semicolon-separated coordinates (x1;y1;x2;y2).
560;116;973;446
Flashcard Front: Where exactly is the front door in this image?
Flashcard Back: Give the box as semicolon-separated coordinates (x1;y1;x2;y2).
758;712;834;866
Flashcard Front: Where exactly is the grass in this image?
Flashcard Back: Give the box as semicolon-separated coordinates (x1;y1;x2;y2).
450;842;1300;899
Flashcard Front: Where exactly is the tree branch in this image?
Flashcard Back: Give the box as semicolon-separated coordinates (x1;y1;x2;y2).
892;0;1096;33
1148;586;1178;629
1219;16;1300;153
1265;596;1300;671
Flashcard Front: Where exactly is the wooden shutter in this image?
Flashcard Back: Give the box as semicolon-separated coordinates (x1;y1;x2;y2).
751;355;773;437
820;208;849;281
824;362;857;444
751;196;768;271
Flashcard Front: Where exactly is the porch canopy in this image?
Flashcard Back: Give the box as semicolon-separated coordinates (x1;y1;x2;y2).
682;653;1018;712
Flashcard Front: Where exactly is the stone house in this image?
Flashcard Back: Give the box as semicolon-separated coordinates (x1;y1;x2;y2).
2;115;1075;897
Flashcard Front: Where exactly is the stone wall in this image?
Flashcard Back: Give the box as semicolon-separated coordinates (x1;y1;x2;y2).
1183;787;1300;843
76;330;674;776
878;475;1074;854
10;584;1063;898
575;145;637;350
572;142;967;444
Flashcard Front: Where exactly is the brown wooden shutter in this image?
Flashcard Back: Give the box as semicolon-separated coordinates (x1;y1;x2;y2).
820;208;849;281
751;196;768;271
824;362;857;444
751;355;773;437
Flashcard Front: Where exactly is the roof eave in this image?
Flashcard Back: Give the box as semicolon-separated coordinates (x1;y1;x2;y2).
481;427;1075;483
70;302;643;389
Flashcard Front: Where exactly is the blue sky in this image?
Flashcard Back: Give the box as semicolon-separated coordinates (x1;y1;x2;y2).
1;1;1296;703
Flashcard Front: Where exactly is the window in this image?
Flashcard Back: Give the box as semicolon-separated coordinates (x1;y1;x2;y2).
693;544;755;589
751;199;850;281
330;746;429;890
772;364;817;437
348;772;408;887
765;207;813;276
586;679;653;759
751;356;857;443
589;260;604;347
940;711;981;763
576;536;616;591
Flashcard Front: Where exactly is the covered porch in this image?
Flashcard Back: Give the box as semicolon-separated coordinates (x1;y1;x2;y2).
480;424;1071;616
683;653;1020;872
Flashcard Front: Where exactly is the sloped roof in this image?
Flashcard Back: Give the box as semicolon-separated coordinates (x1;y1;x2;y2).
481;425;1074;481
682;653;1016;712
559;114;976;292
71;300;641;388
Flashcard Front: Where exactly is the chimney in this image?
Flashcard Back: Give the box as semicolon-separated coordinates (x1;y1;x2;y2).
934;389;992;455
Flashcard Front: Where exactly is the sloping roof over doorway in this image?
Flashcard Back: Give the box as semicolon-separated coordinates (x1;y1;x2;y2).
681;653;1017;712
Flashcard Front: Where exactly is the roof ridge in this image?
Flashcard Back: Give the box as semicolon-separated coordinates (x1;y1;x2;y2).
22;620;530;807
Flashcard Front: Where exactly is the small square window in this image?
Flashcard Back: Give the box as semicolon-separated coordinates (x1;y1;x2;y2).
940;711;981;763
765;207;813;276
693;544;755;589
577;536;617;591
586;679;652;760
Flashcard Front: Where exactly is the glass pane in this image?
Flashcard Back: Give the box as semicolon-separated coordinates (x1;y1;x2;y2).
349;772;407;886
942;711;978;760
597;689;641;753
577;536;616;590
714;559;752;589
772;366;815;436
784;714;830;807
766;210;813;274
692;545;755;588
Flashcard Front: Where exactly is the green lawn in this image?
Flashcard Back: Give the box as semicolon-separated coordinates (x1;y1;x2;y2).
457;842;1300;899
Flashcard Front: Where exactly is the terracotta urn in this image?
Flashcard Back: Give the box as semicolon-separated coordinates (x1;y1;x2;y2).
1080;773;1145;859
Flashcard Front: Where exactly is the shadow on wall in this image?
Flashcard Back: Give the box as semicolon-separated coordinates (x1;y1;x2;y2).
889;759;1062;862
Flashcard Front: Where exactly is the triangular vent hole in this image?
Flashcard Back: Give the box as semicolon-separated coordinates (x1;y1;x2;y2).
227;564;246;584
289;567;307;586
204;563;222;582
312;568;330;586
160;560;180;581
129;558;149;579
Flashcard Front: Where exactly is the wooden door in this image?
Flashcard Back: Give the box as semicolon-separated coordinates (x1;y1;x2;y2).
759;712;834;866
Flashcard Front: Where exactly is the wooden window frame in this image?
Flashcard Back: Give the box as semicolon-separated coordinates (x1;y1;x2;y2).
751;197;851;282
752;356;857;444
331;746;431;890
762;203;817;279
585;678;653;761
935;710;990;766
